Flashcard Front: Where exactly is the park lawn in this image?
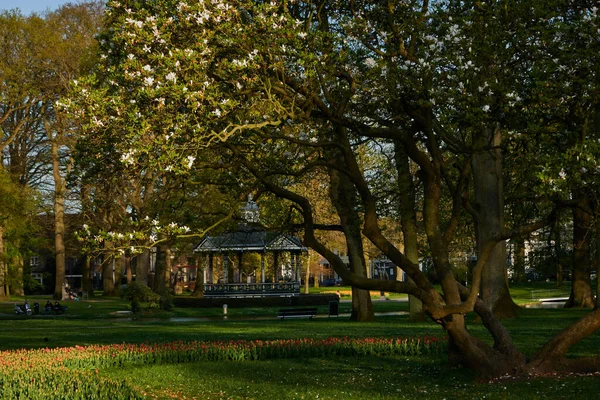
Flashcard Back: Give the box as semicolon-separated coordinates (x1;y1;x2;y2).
0;296;408;324
3;287;600;399
313;281;574;304
508;281;573;305
310;285;409;300
100;356;600;400
97;310;600;400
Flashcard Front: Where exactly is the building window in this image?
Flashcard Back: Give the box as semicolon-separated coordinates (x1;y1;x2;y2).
30;255;39;267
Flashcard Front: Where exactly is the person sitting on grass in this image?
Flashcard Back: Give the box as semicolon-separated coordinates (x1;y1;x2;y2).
44;301;53;313
53;301;64;314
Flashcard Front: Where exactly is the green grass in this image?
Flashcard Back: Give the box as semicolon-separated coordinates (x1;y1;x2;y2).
2;286;600;399
508;281;572;304
100;356;600;400
310;285;409;300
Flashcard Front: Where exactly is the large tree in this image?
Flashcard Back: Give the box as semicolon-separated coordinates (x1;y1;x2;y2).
71;0;600;377
37;2;103;299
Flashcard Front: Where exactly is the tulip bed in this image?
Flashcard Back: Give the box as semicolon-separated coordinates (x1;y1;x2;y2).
0;335;445;399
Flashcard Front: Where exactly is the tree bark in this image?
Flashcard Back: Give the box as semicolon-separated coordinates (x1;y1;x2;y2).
394;140;424;321
102;255;115;296
11;254;24;296
596;221;600;309
565;197;595;308
82;254;93;297
191;256;204;297
108;253;124;297
472;127;518;318
137;249;150;286
555;214;564;287
303;252;311;294
0;226;6;297
153;242;171;296
512;237;526;283
51;139;67;301
125;256;132;285
329;161;374;322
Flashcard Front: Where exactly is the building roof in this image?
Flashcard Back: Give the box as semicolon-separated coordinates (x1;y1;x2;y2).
193;226;306;253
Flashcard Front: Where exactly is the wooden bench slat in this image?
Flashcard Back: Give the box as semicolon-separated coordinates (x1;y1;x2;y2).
277;307;318;319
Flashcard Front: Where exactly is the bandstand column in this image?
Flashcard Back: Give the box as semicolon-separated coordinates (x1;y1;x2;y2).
274;252;279;282
290;252;296;281
223;254;229;283
203;254;208;284
237;252;243;283
261;252;265;283
208;253;214;284
295;252;301;281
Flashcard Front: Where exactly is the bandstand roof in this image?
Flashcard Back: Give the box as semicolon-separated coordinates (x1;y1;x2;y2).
193;226;306;253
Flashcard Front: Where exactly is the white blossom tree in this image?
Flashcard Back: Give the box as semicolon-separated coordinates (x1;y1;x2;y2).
70;0;600;377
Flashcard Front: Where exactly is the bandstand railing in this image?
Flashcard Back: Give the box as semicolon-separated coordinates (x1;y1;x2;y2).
203;282;301;298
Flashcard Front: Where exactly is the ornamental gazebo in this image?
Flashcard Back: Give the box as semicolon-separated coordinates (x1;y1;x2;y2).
193;196;307;297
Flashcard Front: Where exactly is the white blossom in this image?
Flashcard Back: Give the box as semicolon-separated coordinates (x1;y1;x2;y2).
165;72;177;82
364;57;377;68
186;155;195;168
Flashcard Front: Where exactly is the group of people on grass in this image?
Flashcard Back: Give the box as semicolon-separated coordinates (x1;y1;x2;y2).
43;300;67;314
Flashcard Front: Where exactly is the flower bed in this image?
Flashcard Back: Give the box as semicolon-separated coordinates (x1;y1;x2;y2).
0;336;445;398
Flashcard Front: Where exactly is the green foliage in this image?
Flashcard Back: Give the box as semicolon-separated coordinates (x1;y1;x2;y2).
159;288;174;311
120;281;160;312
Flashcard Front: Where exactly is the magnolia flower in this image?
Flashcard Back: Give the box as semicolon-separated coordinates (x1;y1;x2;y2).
364;57;376;68
186;155;195;168
166;72;177;82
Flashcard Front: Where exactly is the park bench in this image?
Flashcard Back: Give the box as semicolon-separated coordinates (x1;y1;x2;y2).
277;307;318;319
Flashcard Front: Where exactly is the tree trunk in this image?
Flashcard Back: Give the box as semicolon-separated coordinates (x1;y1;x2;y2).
108;253;124;296
565;198;595;308
11;253;24;296
102;255;115;296
51;142;67;301
555;214;564;287
82;254;93;297
394;140;424;321
125;256;133;285
191;256;204;297
0;226;6;297
513;237;526;283
329;162;374;322
472;127;518;318
304;252;311;294
153;243;171;296
596;221;600;309
137;249;150;286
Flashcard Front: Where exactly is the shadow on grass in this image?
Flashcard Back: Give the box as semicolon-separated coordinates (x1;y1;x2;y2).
103;354;600;400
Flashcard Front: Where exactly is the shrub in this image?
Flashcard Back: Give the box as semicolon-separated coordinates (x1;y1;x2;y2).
120;281;160;313
159;288;174;311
